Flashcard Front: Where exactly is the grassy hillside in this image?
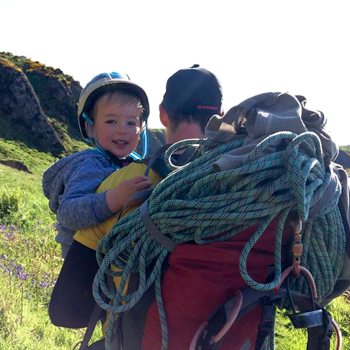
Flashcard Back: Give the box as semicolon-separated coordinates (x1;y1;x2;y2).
0;136;104;348
340;145;350;154
0;140;349;349
0;168;91;349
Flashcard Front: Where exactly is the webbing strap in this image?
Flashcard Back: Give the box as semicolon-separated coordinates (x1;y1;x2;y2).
255;298;276;350
140;201;177;252
309;166;339;218
78;304;104;350
306;309;333;350
144;144;172;177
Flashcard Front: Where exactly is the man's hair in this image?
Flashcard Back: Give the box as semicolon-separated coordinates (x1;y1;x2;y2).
163;108;220;133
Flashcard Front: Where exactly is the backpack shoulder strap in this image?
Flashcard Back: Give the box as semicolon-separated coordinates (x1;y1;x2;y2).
77;304;104;350
143;144;172;178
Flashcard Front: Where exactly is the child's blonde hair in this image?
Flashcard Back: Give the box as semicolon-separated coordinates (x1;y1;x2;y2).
88;90;145;122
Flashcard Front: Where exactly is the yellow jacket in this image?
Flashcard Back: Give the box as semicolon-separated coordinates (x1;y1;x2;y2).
74;162;163;250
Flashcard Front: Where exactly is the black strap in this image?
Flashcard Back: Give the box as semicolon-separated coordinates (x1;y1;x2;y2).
255;297;276;350
140;201;177;252
77;304;104;350
306;308;333;350
77;261;116;350
144;144;172;177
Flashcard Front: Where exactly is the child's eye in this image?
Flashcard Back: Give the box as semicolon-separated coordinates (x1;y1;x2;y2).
106;120;117;124
127;121;137;126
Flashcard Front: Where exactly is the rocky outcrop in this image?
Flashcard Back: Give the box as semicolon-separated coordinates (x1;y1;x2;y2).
0;159;32;173
25;67;81;136
0;52;165;157
0;57;64;155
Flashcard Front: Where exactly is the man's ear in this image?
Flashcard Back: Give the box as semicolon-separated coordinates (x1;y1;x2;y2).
159;104;169;127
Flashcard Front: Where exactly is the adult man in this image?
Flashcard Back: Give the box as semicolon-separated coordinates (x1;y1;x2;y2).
49;64;223;344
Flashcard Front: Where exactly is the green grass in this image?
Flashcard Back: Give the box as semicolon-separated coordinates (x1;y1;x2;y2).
46;117;87;154
0;163;103;349
275;296;350;349
0;166;79;348
0;140;55;175
340;145;350;153
0;113;86;168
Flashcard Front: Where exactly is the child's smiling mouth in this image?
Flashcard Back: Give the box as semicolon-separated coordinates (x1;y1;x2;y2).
113;140;128;145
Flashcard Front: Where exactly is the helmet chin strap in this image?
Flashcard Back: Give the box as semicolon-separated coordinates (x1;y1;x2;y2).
83;112;99;145
139;122;149;159
82;113;147;161
121;125;149;160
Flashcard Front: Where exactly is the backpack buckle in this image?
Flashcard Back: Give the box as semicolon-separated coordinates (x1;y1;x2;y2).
288;309;323;329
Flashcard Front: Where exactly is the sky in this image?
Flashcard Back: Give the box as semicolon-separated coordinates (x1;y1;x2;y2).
1;0;349;145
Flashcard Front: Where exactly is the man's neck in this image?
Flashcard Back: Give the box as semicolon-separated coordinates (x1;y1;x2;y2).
165;122;204;144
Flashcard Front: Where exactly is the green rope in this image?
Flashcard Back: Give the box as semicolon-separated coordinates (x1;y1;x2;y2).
93;131;346;350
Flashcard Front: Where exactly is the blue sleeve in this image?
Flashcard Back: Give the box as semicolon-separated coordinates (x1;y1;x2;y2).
56;158;115;230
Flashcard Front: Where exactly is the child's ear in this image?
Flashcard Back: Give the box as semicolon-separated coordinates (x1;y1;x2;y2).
159;104;169;127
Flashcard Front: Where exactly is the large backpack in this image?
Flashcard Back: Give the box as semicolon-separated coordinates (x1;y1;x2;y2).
91;92;350;350
189;92;350;349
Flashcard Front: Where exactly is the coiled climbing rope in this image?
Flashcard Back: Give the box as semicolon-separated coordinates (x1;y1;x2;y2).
93;131;346;350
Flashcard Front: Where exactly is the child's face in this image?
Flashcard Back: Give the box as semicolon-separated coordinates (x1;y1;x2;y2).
92;96;142;158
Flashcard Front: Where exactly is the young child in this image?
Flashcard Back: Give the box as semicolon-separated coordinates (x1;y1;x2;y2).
42;72;152;258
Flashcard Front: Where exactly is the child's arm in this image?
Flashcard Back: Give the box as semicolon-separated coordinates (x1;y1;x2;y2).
57;158;116;231
105;176;152;213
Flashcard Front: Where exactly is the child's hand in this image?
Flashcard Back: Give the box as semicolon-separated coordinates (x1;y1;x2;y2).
117;176;152;201
106;176;152;213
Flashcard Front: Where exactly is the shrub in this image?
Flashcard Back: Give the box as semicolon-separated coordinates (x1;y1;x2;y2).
0;187;20;223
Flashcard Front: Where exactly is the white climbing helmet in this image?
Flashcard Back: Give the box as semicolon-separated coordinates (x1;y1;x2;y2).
77;72;150;140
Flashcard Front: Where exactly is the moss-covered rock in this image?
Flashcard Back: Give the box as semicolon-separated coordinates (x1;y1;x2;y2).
0;52;166;159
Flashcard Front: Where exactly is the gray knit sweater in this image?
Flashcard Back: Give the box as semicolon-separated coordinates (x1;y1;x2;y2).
42;149;121;257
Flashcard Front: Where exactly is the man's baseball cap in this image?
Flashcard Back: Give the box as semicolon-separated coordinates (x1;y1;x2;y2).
161;64;222;115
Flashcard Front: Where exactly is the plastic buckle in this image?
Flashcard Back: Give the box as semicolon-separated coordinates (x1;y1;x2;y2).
288;309;323;328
